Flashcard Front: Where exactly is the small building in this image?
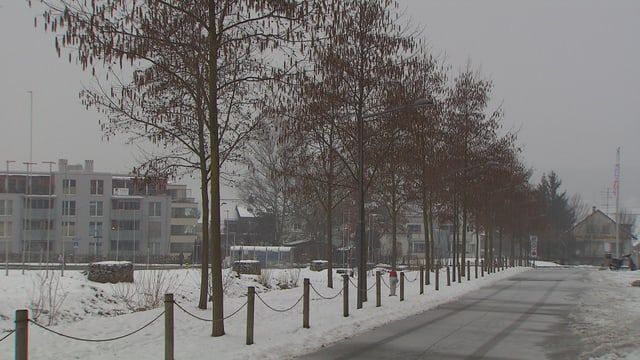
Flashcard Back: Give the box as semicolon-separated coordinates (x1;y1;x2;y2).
571;207;636;265
283;239;325;265
229;245;293;268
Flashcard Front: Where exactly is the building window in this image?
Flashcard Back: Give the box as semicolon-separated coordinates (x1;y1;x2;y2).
112;200;140;211
27;198;52;209
407;224;421;233
0;221;12;236
149;202;162;217
90;179;104;195
63;179;76;195
62;201;76;216
89;221;103;237
89;201;103;217
62;221;75;237
171;224;196;236
0;200;12;215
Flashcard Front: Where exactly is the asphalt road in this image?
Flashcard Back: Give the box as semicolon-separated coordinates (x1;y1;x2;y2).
297;267;588;360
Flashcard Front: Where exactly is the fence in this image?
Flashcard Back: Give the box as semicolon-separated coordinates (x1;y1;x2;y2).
3;259;520;359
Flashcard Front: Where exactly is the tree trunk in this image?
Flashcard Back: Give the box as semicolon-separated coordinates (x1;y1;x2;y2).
209;0;224;337
198;163;210;309
326;171;334;288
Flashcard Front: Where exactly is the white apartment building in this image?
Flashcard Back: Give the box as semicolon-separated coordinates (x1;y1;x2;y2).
0;159;197;263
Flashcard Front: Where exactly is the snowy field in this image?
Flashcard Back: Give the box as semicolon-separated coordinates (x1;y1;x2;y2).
0;262;638;360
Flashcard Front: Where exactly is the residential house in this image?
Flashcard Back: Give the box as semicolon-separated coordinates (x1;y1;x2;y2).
571;207;636;265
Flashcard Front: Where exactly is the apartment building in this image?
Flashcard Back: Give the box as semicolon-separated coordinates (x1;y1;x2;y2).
0;159;196;263
167;184;200;256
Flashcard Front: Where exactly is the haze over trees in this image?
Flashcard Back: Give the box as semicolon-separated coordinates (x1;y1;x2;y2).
31;0;583;337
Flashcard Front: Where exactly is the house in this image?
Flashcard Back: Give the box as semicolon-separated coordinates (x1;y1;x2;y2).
571;207;636;265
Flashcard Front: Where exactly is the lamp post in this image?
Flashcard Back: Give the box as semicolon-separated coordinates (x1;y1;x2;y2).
225;209;230;260
5;160;15;276
133;205;136;267
356;98;433;309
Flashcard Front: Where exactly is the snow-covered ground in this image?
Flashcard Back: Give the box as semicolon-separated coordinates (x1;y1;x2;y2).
0;262;638;359
570;267;640;360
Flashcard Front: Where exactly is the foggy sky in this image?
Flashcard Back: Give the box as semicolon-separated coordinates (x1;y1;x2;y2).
1;0;639;218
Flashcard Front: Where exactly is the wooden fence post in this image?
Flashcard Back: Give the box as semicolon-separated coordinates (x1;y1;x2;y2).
475;259;478;279
400;272;405;301
247;286;255;345
426;263;430;285
164;294;174;360
376;271;381;307
15;309;28;360
303;278;310;329
342;275;349;317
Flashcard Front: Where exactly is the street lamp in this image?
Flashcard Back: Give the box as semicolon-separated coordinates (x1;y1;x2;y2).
356;98;433;309
225;209;230;260
5;160;15;276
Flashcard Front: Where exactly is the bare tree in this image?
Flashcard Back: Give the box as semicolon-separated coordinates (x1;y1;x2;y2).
35;0;324;337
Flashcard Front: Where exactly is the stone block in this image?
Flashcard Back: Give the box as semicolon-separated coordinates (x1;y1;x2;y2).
88;261;134;283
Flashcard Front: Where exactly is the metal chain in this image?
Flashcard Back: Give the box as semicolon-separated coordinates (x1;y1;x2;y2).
223;301;249;320
404;273;419;283
174;299;248;322
368;280;377;290
0;330;15;343
255;292;304;313
309;283;343;300
174;301;212;322
381;276;391;289
28;311;164;342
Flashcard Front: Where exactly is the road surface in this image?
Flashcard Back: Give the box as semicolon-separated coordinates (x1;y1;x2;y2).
297;267;588;359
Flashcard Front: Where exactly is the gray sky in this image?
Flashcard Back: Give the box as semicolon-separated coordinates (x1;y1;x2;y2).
1;0;639;217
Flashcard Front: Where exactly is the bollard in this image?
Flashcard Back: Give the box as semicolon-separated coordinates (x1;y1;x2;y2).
400;272;405;301
446;266;451;286
435;266;440;291
343;275;349;317
303;278;310;329
16;309;28;360
467;260;471;281
247;286;255;345
452;260;456;283
458;263;462;283
426;265;431;286
475;259;478;279
164;294;174;360
420;266;424;295
481;260;485;277
376;271;381;307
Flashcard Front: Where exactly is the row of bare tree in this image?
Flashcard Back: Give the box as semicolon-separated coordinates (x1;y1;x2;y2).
32;0;583;337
